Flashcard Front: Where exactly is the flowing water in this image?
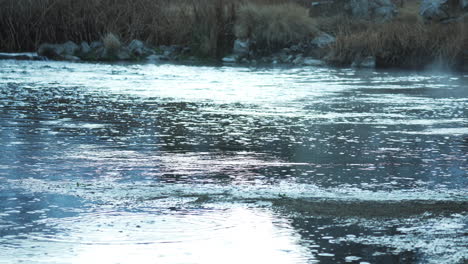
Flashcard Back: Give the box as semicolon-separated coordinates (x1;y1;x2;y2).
0;59;467;264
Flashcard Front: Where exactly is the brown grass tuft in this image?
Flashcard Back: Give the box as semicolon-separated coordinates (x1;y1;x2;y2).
235;2;317;51
328;19;468;68
102;33;122;52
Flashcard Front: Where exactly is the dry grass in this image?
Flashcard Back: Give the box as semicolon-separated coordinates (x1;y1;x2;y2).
0;0;312;55
329;19;468;68
394;0;421;23
1;0;467;67
102;33;121;52
0;0;234;55
235;2;317;51
314;15;372;36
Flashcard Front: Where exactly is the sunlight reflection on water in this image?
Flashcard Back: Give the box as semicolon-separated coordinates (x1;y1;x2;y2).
0;59;467;264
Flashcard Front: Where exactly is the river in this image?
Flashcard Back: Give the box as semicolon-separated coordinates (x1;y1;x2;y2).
0;59;467;264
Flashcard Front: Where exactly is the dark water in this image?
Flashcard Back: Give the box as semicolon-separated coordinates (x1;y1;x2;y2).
0;59;467;264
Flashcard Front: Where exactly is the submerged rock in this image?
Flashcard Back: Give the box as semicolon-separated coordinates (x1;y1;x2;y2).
80;41;91;55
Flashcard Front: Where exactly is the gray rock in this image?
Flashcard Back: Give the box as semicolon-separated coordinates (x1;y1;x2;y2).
462;0;468;9
374;6;397;21
222;55;237;63
38;43;63;58
80;42;91;54
419;0;450;21
93;47;106;60
346;0;397;21
289;44;303;53
0;53;44;61
311;33;336;49
292;55;304;65
38;41;80;59
128;39;145;57
117;48;131;60
146;54;161;61
349;0;370;18
233;39;250;58
90;41;103;50
303;58;326;66
159;45;183;58
62;55;81;62
351;56;376;68
62;41;79;56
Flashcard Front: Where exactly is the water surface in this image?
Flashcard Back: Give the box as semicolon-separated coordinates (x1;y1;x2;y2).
0;59;467;264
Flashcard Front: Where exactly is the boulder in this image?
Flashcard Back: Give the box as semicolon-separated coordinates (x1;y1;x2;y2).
117;48;131;60
292;55;304;65
303;58;326;66
146;54;161;61
351;56;376;68
420;0;468;22
420;0;451;21
349;0;370;18
90;41;103;50
80;41;91;55
374;5;397;21
232;39;250;58
159;45;183;58
222;55;238;63
62;41;79;56
309;32;336;59
38;41;80;60
38;43;61;58
62;55;81;62
346;0;397;21
0;53;44;61
128;39;145;57
311;33;336;49
462;0;468;9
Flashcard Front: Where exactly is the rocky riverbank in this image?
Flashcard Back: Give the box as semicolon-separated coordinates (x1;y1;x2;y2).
1;0;468;70
35;37;192;63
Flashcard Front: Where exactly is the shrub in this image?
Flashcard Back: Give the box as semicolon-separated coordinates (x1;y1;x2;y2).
234;2;317;51
102;33;121;52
